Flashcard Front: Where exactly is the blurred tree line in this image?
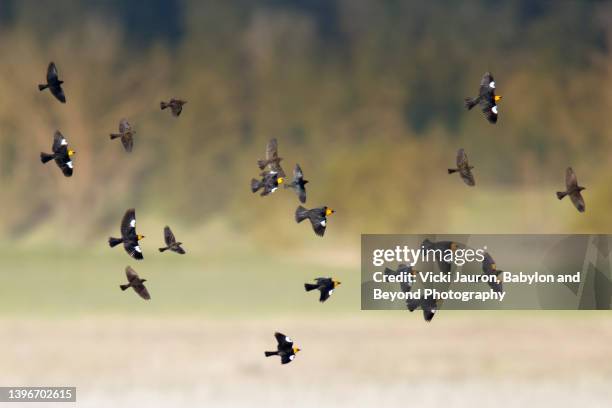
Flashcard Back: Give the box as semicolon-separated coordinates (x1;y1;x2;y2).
1;0;612;245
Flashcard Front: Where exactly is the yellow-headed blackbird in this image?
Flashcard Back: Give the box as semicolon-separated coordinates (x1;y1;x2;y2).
251;171;284;196
295;205;334;237
257;138;285;177
264;332;301;364
304;277;341;302
108;208;145;260
110;118;135;153
385;264;416;294
158;226;185;254
160;98;187;117
38;62;66;103
464;72;502;123
40;130;75;177
407;295;438;322
556;167;585;213
120;266;150;300
448;148;475;186
482;252;503;293
285;164;308;203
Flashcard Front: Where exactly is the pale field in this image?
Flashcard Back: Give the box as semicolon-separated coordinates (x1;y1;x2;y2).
1;314;612;407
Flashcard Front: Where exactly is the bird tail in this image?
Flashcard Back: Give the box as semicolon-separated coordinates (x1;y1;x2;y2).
108;237;123;247
295;206;309;223
40;152;54;163
556;191;567;200
448;168;458;174
264;351;279;357
251;178;262;193
110;133;121;140
38;84;48;91
464;97;479;110
120;284;130;291
257;159;267;170
407;299;420;312
304;283;318;292
160;101;168;110
159;247;168;252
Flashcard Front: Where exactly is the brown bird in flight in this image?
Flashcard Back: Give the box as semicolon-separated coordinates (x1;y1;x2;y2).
160;98;187;117
120;266;150;300
110;118;135;152
448;148;475;186
159;226;186;254
556;167;585;212
257;138;285;178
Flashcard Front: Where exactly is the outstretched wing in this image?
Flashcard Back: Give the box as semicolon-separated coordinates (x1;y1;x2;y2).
125;266;139;282
274;332;293;350
456;148;468;167
565;167;578;190
570;192;586;213
57;157;74;177
266;138;279;161
461;168;476;186
163;226;176;246
478;72;495;96
121;208;137;238
121;134;134;153
52;131;68;153
293;164;303;180
47;62;59;82
310;215;326;237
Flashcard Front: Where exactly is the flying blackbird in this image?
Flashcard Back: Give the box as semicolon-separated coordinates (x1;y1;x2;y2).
407;295;438;322
384;264;416;295
556;167;585;213
304;277;341;302
40;130;75;177
38;62;66;103
120;266;150;300
448;148;475;186
108;208;145;260
110;119;135;153
295;205;334;237
464;72;502;123
482;252;503;293
160;98;187;117
264;332;301;364
285;164;308;203
158;226;186;254
251;171;284;196
257;138;285;177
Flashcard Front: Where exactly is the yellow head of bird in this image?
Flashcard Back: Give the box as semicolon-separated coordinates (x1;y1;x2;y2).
333;279;342;287
494;95;502;102
325;207;335;216
137;234;145;240
277;177;284;185
68;149;75;157
293;347;301;354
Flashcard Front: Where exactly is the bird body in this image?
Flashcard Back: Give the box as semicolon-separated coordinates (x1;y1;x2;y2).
285;164;308;203
448;148;475;186
108;208;145;260
556;167;585;212
40;131;75;177
407;295;438;322
384;264;416;300
38;62;66;103
110;118;135;152
482;253;503;293
251;171;284;196
160;98;187;117
304;277;341;302
120;266;150;300
295;205;334;237
464;72;501;123
158;226;186;254
265;332;300;364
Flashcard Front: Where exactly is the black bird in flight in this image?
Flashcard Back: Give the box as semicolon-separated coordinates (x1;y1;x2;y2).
251;170;284;196
159;226;186;254
448;148;475;186
257;138;285;177
304;277;341;302
40;130;75;177
160;98;187;117
482;252;503;293
120;266;150;300
464;72;502;124
38;62;66;103
556;167;586;213
110;119;135;153
407;295;438;322
295;205;335;237
264;332;301;364
384;264;417;296
285;164;308;203
109;208;145;260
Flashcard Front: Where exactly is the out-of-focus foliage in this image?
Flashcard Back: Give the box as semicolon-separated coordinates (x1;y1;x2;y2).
1;0;612;247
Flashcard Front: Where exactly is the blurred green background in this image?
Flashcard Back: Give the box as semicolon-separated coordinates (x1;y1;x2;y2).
1;2;612;406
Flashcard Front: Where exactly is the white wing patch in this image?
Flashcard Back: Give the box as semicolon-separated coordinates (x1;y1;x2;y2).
270;187;278;193
489;81;495;89
289;355;295;361
285;336;292;343
130;219;136;228
66;161;73;169
320;220;326;226
492;106;498;114
134;245;142;253
328;289;334;296
61;138;68;146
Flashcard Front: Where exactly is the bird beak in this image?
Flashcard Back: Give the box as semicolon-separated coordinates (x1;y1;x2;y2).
277;177;284;184
495;95;502;102
325;208;335;216
294;347;301;353
138;235;145;240
68;150;75;156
